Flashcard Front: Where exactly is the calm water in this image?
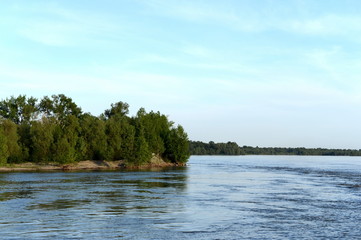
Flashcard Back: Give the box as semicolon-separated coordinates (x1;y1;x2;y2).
1;155;361;239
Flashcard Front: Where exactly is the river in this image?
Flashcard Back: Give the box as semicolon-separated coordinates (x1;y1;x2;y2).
1;155;361;239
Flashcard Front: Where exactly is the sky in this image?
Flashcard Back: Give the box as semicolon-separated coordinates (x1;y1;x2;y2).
1;0;361;149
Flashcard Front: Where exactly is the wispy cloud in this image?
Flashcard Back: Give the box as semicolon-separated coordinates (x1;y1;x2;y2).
142;0;234;21
0;64;104;93
11;3;122;47
182;45;213;58
140;0;262;32
304;46;341;71
286;14;361;36
140;0;361;39
0;62;196;105
301;45;361;91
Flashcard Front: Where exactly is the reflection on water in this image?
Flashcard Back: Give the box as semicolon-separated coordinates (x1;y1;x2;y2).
0;168;189;239
1;156;361;239
28;199;92;210
0;189;33;201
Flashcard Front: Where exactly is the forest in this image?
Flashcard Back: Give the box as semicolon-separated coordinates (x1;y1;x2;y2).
189;141;361;156
0;95;190;166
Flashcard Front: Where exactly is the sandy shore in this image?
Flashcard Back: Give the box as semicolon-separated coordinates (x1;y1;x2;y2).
0;156;183;172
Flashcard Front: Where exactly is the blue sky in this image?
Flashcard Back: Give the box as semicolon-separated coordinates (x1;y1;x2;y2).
1;0;361;149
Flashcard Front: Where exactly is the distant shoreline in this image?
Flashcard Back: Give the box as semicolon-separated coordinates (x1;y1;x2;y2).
189;141;361;156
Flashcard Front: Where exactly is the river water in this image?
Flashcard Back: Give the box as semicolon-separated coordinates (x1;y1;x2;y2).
1;155;361;239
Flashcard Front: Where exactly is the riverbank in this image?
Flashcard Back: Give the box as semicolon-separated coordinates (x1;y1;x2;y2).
0;156;183;172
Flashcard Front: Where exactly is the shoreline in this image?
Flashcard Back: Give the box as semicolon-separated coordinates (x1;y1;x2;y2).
0;156;185;172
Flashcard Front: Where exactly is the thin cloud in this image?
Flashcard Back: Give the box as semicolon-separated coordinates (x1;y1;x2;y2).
0;64;108;93
141;0;361;39
305;46;342;71
11;4;122;47
0;62;196;105
286;14;361;36
140;0;262;32
182;45;213;58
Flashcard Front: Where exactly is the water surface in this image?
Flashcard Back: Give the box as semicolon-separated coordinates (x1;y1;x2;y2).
1;155;361;239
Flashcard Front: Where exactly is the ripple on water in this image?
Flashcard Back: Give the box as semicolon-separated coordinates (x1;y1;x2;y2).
1;156;361;239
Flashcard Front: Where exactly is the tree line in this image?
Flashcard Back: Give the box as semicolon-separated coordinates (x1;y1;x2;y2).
0;95;190;166
189;141;361;156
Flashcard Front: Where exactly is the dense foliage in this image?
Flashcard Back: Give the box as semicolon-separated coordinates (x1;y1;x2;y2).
0;95;190;166
189;141;361;156
189;141;242;155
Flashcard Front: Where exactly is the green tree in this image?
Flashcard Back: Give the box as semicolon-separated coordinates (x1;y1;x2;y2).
17;123;31;162
127;123;151;166
103;101;129;120
120;121;136;161
0;95;38;124
164;125;190;164
39;94;82;121
62;115;81;160
79;114;108;160
1;119;22;163
137;110;168;155
52;136;77;164
106;117;124;160
0;94;192;165
30;118;55;163
0;127;9;165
